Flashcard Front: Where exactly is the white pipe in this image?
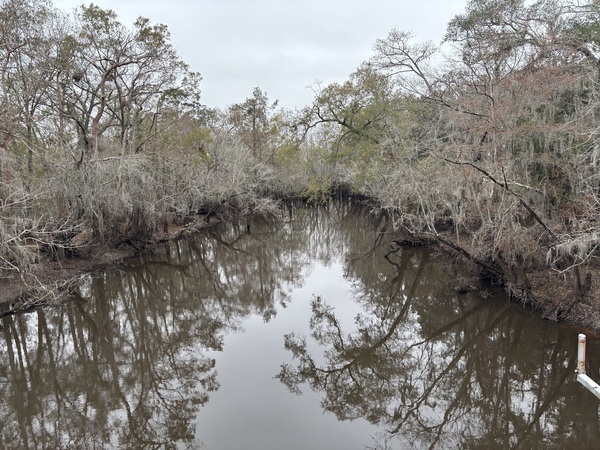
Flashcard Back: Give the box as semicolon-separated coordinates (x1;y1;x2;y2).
577;374;600;400
576;333;600;399
578;333;586;375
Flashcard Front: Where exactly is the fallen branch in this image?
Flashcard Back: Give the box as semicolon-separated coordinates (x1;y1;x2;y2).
423;232;505;281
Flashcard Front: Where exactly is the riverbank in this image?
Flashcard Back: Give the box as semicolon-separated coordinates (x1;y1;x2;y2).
421;232;600;339
0;212;224;318
2;197;600;339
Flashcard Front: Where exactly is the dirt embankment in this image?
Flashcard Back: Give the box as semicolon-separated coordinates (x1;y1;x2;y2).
413;233;600;339
0;213;222;318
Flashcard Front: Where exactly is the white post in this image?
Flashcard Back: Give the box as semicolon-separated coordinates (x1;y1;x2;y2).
578;333;587;375
576;333;600;400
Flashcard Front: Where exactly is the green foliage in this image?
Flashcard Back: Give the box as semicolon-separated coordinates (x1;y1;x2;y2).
134;16;170;48
226;87;280;161
292;64;417;198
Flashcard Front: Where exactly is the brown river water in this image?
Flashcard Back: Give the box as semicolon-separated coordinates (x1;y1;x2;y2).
1;201;599;449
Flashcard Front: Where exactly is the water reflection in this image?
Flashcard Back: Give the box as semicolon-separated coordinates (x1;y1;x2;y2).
0;202;362;448
278;239;600;449
0;201;598;449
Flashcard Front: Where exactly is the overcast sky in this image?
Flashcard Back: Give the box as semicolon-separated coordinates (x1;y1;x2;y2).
52;0;469;110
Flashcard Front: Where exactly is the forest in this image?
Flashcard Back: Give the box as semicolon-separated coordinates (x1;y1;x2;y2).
2;0;600;331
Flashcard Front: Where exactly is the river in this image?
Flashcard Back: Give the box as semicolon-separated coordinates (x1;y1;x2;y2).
1;200;598;449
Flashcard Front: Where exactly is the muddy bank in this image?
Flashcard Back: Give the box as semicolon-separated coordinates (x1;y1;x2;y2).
0;213;224;318
404;234;600;339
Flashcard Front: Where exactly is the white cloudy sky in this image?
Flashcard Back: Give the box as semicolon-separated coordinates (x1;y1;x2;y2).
52;0;469;109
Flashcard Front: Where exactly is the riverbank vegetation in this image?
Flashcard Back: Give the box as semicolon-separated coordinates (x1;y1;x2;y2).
2;0;600;330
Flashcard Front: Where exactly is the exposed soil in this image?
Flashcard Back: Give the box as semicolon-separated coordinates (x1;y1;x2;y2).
0;213;223;317
427;238;600;339
0;248;135;311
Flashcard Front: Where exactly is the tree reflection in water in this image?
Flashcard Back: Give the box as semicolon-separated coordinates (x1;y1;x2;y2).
0;201;599;449
0;201;358;448
0;271;221;449
277;242;600;449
